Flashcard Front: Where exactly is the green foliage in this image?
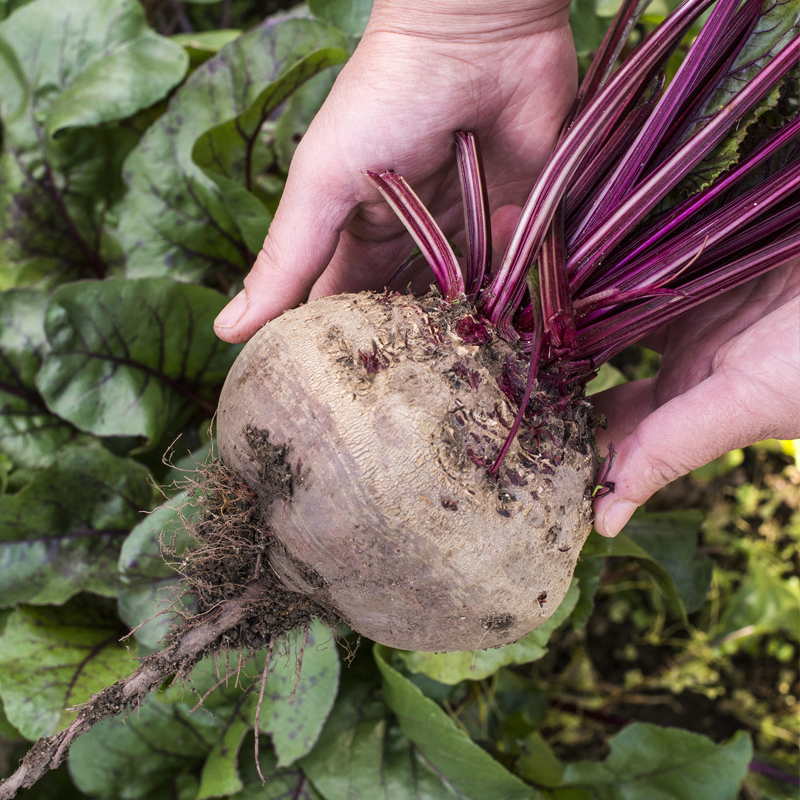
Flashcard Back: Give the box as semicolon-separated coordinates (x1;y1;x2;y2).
0;446;154;606
37;277;239;442
118;19;348;284
0;1;796;798
674;0;800;198
0;597;135;739
0;0;188;288
561;724;753;799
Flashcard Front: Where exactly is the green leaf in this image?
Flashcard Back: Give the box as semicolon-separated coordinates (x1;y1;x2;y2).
0;289;83;477
570;0;609;57
172;29;243;68
570;555;604;630
0;597;136;739
375;645;543;800
247;622;341;767
68;691;220;799
622;510;712;614
560;724;753;800
36;277;240;442
0;0;187;287
0;446;154;607
118;491;193;650
580;510;712;619
302;681;462;800
308;0;374;38
198;717;249;799
516;731;563;787
238;745;323;800
721;556;800;638
391;582;579;685
0;694;21;738
191;44;348;253
47;32;188;137
119;18;349;283
675;0;800;197
585;363;627;396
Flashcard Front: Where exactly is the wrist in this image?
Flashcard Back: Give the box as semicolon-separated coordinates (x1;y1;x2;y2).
367;0;572;41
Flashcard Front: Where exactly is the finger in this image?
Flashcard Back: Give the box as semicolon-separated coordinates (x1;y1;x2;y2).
213;148;357;343
309;181;465;300
592;369;791;537
590;376;657;449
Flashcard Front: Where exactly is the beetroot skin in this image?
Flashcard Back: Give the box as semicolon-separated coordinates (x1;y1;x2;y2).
217;291;596;652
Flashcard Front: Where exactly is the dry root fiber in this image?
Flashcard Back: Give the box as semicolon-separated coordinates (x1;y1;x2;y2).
0;445;338;800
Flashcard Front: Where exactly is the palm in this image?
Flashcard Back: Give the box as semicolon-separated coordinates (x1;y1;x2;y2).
303;25;577;299
591;261;800;536
214;9;576;341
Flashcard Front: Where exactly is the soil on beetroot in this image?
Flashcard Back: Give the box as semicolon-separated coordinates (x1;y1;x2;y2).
172;425;341;654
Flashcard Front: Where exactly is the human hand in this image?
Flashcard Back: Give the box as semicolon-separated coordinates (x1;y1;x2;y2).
591;260;800;536
214;0;576;343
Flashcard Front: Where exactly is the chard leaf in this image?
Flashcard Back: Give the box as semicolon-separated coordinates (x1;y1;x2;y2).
560;723;752;800
301;681;463;800
36;277;240;443
580;509;712;618
570;555;604;630
0;0;187;288
0;596;136;739
308;0;374;38
623;509;712;613
720;556;800;638
0;446;154;607
674;0;800;196
198;717;250;799
391;582;579;685
191;44;348;253
0;289;84;479
375;645;543;800
171;29;243;68
119;18;349;284
68;691;221;799
246;622;340;767
118;491;194;650
170;624;339;772
239;747;323;800
46;32;188;137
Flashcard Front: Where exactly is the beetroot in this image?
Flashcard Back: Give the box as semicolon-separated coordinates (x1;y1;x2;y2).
217;292;595;651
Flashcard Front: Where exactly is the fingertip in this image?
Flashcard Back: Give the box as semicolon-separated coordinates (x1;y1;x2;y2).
214;289;253;343
594;499;637;538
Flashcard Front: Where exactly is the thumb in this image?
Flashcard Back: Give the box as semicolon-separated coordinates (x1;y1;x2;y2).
592;368;789;537
213;146;356;343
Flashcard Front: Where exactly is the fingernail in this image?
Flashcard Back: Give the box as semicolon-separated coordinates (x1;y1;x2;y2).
600;500;637;537
215;289;248;329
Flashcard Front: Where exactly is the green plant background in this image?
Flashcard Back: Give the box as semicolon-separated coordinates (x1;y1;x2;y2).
0;1;798;798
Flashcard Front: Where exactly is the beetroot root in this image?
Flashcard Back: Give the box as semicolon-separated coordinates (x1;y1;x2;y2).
217;291;596;652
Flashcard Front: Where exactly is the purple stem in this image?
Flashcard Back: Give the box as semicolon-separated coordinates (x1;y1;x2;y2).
748;760;800;787
540;202;576;348
455;131;491;299
565;80;662;222
572;0;653;118
366;171;464;300
570;0;743;245
479;0;718;331
585;155;800;296
567;34;800;291
573;227;800;364
605;114;800;277
649;0;764;165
